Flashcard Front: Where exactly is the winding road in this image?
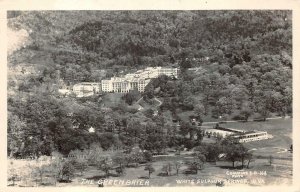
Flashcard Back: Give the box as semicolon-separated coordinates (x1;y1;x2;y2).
202;117;286;125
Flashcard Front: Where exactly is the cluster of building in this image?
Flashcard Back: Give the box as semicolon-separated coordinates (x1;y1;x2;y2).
58;67;179;97
72;82;101;97
101;67;179;93
202;126;271;143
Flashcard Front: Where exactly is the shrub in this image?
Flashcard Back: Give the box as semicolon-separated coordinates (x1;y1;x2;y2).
232;114;245;121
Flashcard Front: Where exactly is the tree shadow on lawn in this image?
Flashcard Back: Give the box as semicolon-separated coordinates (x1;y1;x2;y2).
138;176;149;179
58;179;72;183
40;182;55;186
85;175;106;180
86;173;120;180
183;170;198;175
157;172;169;177
218;165;246;170
157;172;179;177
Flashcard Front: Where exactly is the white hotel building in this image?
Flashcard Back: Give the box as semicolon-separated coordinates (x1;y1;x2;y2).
101;67;178;93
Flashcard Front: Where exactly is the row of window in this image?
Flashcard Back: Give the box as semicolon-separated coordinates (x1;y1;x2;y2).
239;133;267;139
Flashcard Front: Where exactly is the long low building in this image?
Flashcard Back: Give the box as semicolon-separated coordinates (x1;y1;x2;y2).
203;126;271;143
232;131;271;143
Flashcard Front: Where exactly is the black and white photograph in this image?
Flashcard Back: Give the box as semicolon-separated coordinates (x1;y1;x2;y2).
4;2;298;189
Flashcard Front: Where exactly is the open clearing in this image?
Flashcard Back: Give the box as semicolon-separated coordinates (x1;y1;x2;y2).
221;118;292;159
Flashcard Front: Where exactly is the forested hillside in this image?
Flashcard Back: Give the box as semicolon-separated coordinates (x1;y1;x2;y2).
7;10;292;158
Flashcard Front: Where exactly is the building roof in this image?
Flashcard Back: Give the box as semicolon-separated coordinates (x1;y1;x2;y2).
101;67;178;83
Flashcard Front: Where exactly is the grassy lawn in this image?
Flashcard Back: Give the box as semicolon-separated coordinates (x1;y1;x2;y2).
137;98;160;111
58;157;292;187
137;98;152;110
177;110;220;122
9;151;292;187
